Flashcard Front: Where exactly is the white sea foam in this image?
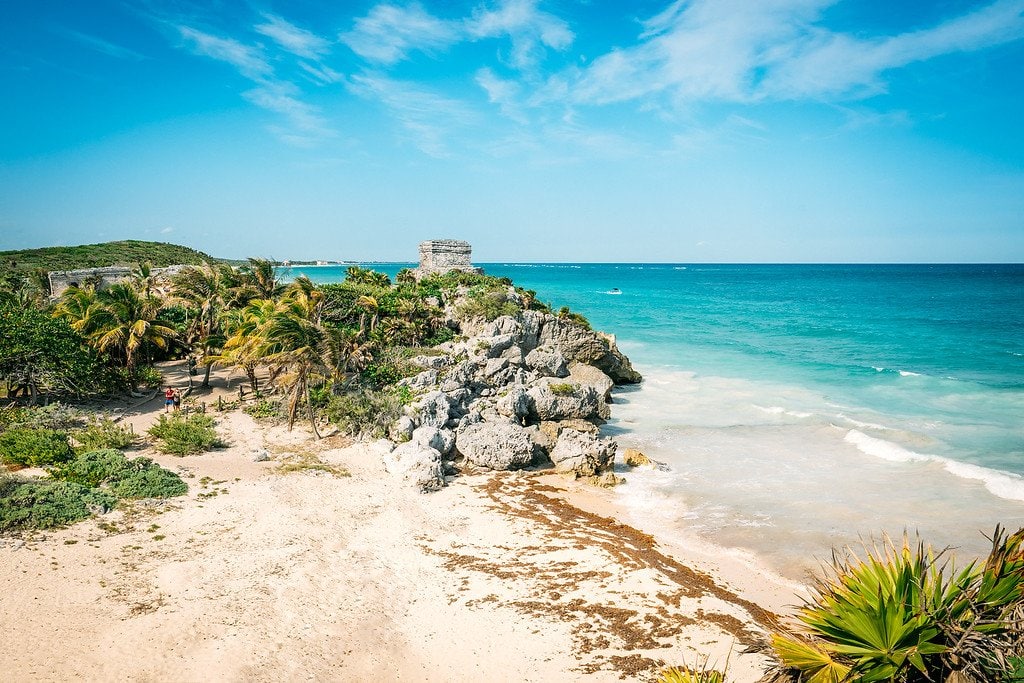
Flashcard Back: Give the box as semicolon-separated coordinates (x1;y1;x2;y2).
844;429;929;462
938;459;1024;502
753;405;813;418
836;414;890;431
899;370;922;377
845;430;1024;501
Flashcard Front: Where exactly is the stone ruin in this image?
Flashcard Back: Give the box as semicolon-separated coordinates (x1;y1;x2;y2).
48;265;187;298
413;240;483;280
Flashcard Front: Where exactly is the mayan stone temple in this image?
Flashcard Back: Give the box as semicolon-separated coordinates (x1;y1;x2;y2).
413;239;483;279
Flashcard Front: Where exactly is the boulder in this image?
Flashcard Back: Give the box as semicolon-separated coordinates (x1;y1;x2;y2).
536;315;642;384
525;345;569;378
390;415;416;442
456;422;534;470
416;391;455;429
400;368;438;391
411;425;456;456
549;429;617;478
623;448;653;467
409;354;449;370
527;378;607;421
483;357;509;379
568;363;614;402
382;442;445;492
496;385;532;423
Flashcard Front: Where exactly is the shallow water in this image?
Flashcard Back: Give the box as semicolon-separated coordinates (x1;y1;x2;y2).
291;262;1024;579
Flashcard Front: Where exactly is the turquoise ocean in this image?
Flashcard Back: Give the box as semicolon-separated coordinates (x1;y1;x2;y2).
286;263;1024;579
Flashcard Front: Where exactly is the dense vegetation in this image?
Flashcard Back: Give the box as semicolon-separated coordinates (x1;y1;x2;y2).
0;240;223;275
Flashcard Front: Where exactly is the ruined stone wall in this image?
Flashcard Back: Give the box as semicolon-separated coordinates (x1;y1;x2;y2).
48;265;187;298
414;240;483;279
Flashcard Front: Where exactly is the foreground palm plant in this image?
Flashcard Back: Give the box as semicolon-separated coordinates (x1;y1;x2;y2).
764;525;1024;683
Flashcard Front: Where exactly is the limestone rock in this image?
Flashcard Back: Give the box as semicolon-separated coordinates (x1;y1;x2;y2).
382;442;445;492
496;385;532;423
416;391;454;429
456;422;534;470
536;315;642;384
525;344;569;378
411;426;455;456
527;378;606;422
390;416;416;442
549;429;617;478
623;448;653;467
568;363;614;402
401;368;439;391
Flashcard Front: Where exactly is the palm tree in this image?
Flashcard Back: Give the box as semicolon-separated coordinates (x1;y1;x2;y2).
354;295;379;337
130;262;159;298
237;258;283;302
217;298;278;394
171;262;234;389
262;291;327;437
53;286;102;336
88;283;176;387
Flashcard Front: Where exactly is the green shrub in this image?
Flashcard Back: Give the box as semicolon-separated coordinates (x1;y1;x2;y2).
74;418;134;451
769;526;1024;683
549;383;576;396
325;388;409;439
48;449;186;498
0;475;116;532
557;306;592;330
2;403;85;432
0;427;75;467
147;413;226;455
243;399;280;419
456;286;521;321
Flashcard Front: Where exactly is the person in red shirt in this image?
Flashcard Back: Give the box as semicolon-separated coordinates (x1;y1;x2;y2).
164;386;175;413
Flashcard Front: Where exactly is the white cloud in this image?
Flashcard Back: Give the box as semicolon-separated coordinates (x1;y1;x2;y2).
254;14;331;60
348;74;478;156
243;83;334;137
468;0;574;70
298;61;344;85
341;3;461;65
475;67;527;122
177;26;272;81
570;0;1024;106
160;226;174;234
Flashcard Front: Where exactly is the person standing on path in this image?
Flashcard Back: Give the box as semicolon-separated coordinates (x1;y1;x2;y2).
164;386;175;413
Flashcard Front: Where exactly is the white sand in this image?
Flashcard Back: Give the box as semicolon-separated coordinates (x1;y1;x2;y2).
1;367;799;682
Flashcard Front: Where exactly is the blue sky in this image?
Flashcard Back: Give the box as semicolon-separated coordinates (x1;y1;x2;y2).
1;0;1022;262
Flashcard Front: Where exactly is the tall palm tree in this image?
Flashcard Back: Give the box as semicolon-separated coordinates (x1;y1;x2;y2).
171;262;234;388
217;298;278;394
262;290;327;437
237;258;283;302
88;283;176;387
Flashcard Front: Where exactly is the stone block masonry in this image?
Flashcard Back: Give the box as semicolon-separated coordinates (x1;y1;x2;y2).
48;265;187;298
414;240;483;279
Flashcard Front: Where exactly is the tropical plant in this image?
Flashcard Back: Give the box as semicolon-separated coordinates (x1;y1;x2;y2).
49;448;187;498
0;427;75;467
170;262;235;388
0;475;117;532
766;527;1024;683
80;283;177;386
0;300;106;401
73;417;135;451
236;257;283;302
147;413;226;455
345;265;391;288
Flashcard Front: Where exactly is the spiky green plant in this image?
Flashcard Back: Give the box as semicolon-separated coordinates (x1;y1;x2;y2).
658;666;727;683
766;526;1024;683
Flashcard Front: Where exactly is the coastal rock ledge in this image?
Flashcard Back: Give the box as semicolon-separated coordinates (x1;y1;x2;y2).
380;283;641;490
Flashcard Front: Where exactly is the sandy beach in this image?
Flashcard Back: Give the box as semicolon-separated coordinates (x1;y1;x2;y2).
0;364;799;682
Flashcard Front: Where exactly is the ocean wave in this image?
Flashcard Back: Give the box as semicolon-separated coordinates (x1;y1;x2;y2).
870;366;924;377
753;405;813;418
844;430;1024;502
836;414;890;431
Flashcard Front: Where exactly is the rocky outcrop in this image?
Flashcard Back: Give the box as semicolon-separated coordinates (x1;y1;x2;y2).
549;429;618;478
455;422;534;471
623;448;653;467
377;289;641;490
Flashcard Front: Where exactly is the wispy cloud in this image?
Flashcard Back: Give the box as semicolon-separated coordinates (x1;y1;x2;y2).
160;226;174;234
348;74;478;156
571;0;1024;106
57;28;147;61
178;26;272;80
173;21;336;145
341;3;461;65
254;13;331;60
467;0;574;71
